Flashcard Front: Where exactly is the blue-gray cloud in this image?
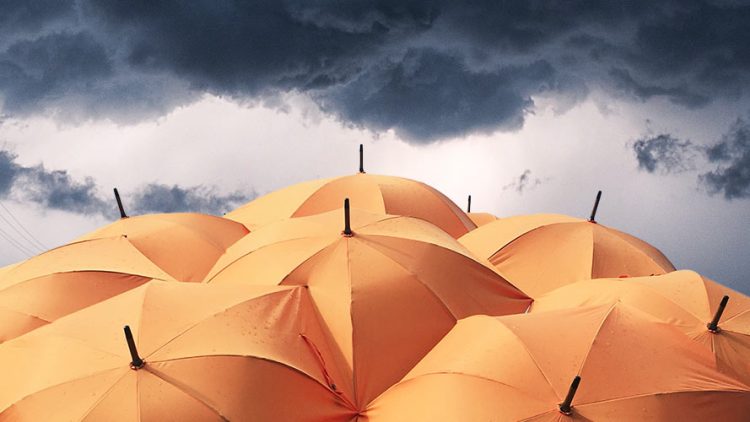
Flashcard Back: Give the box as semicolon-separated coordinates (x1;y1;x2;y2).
0;150;252;217
1;1;750;141
633;117;750;199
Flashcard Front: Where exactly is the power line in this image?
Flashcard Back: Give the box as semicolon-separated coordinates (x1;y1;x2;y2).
0;223;36;258
0;201;48;251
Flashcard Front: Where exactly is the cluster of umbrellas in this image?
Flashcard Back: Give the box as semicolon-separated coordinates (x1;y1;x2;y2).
0;146;748;421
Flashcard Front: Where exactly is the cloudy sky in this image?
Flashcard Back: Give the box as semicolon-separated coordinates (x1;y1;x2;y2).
0;1;748;293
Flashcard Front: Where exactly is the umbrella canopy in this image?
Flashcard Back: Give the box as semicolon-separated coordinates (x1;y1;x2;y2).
467;212;497;227
207;205;531;406
75;212;248;282
0;237;175;343
224;173;476;237
365;303;750;421
532;270;750;383
0;281;357;421
459;213;675;297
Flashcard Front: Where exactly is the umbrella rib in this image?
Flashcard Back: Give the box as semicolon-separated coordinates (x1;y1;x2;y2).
77;369;132;420
487;222;575;263
206;236;332;283
571;388;750;408
143;290;289;359
142;365;230;421
353;236;460;320
722;307;750;324
149;354;342;397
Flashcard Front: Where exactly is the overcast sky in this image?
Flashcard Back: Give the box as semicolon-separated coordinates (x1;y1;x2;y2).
0;1;748;293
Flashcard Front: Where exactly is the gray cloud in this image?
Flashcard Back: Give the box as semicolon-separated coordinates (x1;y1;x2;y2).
633;134;698;174
0;150;252;217
701;117;750;199
502;169;544;193
0;1;749;141
633;116;750;199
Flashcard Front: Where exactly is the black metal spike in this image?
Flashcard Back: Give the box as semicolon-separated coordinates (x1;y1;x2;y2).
123;325;144;369
343;198;353;236
467;195;472;213
114;188;128;219
559;375;581;415
707;295;730;333
588;190;602;222
359;144;365;173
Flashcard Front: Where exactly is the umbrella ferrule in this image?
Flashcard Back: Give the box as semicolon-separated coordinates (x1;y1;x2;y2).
559;375;581;415
343;198;353;237
588;190;602;223
467;195;472;213
114;188;128;219
124;325;145;369
707;295;729;333
359;144;365;173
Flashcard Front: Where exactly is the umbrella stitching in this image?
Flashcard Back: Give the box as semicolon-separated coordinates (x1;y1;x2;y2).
486;220;580;262
77;368;133;420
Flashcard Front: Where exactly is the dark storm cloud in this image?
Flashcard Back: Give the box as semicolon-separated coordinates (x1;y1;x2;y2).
129;184;250;215
632;134;697;174
0;150;251;216
701;117;750;199
633;116;750;199
2;1;750;141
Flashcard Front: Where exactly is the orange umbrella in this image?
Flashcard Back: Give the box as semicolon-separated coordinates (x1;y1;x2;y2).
0;281;357;421
0;236;176;343
532;270;750;383
225;148;475;237
75;211;248;282
459;201;675;297
208;200;531;406
365;303;750;421
465;195;498;227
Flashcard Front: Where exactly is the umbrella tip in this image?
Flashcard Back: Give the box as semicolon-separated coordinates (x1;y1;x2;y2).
588;190;602;223
358;144;365;173
559;375;581;415
123;325;144;369
707;295;730;333
113;188;128;219
342;198;353;237
467;195;472;213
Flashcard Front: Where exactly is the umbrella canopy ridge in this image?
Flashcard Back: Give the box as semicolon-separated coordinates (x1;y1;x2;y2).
224;173;477;237
459;213;676;297
364;303;750;421
532;270;750;384
74;212;249;282
0;281;358;421
207;206;531;407
0;236;177;343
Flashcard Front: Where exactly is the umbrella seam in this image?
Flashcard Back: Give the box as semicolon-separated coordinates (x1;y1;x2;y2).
142;290;289;359
142;365;229;421
353;236;460;320
487;222;581;263
78;369;132;420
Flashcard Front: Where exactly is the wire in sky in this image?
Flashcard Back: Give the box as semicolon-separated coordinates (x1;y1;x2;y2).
0;201;48;251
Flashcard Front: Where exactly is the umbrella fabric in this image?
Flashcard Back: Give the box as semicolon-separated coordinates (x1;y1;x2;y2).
0;282;357;421
532;270;750;384
224;173;476;237
207;208;531;407
459;213;675;297
365;303;750;421
0;237;175;342
467;212;497;227
75;213;248;282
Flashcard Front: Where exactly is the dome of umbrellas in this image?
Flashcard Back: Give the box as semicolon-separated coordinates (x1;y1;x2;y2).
1;145;748;421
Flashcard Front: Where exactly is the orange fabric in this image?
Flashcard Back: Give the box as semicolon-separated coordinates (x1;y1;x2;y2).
365;304;750;421
459;214;675;297
532;270;750;384
0;282;357;421
467;212;497;227
75;213;248;282
208;208;531;406
225;173;476;237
